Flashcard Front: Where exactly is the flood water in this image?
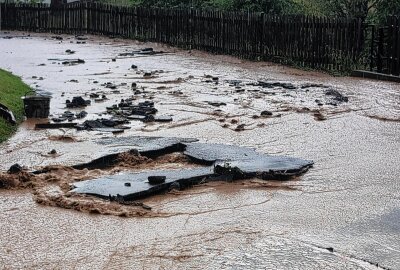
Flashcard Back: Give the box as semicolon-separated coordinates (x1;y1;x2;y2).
0;32;399;269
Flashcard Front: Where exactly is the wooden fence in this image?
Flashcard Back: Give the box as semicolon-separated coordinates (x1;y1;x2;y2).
0;2;365;72
369;16;400;76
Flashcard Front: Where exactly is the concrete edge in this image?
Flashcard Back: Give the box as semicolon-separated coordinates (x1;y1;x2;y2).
352;70;400;83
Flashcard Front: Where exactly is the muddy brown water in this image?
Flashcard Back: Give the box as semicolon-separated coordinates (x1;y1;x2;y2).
0;32;399;269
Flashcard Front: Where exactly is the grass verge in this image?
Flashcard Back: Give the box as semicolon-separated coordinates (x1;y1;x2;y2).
0;69;31;143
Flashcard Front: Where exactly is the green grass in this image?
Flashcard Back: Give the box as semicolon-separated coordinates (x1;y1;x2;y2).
0;69;32;143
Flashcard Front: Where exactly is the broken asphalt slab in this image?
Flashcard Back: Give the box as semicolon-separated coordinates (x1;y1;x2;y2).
71;136;198;170
185;143;313;178
70;137;313;201
72;167;216;201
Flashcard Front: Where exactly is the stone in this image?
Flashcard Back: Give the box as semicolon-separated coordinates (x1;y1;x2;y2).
62;59;85;65
325;89;349;103
235;124;246;131
8;164;23;174
76;111;88;119
66;96;90;108
260;110;273;117
65;49;75;54
169;181;181;191
257;81;297;90
208;101;227;107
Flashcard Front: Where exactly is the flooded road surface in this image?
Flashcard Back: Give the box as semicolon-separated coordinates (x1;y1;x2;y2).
0;32;399;269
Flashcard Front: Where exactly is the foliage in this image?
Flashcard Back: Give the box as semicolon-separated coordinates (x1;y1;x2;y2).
323;0;400;23
127;0;326;15
121;0;400;21
0;69;31;143
124;0;400;21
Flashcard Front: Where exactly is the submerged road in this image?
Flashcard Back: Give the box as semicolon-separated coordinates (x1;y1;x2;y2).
0;32;399;269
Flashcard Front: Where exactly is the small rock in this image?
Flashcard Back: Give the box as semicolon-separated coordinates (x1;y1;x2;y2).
76;111;88;119
143;115;155;123
142;204;152;210
169;182;181;191
208;101;226;107
8;164;23;174
314;112;327;121
235;124;246;131
260;110;273;117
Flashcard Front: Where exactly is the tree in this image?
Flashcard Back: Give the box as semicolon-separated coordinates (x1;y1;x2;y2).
325;0;400;23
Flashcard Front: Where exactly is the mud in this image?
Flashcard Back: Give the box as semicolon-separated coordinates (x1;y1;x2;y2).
48;134;79;142
0;32;399;269
33;186;156;218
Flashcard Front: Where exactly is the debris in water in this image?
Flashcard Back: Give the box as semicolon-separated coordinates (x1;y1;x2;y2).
208;101;227;107
65;49;75;54
325;89;349;103
256;81;297;90
8;164;23;174
260;110;273;117
76;118;129;132
66;96;91;108
0;103;16;125
61;59;85;65
22;96;51;118
119;48;164;57
35;122;77;129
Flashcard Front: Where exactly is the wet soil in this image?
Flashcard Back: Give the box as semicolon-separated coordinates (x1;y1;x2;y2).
0;32;399;269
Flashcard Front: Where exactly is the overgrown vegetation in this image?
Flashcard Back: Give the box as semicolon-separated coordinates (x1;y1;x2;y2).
105;0;400;23
0;69;31;143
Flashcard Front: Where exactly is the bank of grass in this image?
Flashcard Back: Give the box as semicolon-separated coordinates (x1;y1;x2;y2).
0;69;31;143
